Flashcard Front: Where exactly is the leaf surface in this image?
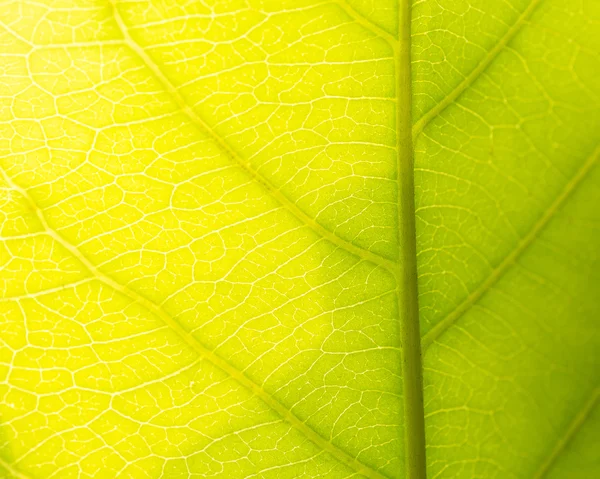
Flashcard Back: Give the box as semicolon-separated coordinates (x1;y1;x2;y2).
0;0;598;478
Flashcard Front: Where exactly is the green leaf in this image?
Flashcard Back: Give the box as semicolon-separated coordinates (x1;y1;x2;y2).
0;0;598;478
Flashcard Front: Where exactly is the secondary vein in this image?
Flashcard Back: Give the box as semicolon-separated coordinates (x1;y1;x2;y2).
109;0;398;276
411;0;543;140
534;387;599;478
421;144;600;350
0;167;389;479
336;0;399;46
396;1;427;478
0;456;31;479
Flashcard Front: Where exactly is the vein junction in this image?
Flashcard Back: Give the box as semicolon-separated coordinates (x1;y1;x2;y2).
1;0;598;478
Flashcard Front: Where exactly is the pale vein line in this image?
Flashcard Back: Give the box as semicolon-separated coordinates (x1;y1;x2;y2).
411;0;544;139
0;168;389;479
108;0;398;276
0;456;31;479
422;144;599;350
534;387;599;478
335;0;399;46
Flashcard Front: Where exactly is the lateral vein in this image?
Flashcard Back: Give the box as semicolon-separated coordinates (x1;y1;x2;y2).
422;144;599;350
534;387;599;478
109;0;397;275
335;0;399;46
0;167;390;479
0;456;31;479
411;0;543;139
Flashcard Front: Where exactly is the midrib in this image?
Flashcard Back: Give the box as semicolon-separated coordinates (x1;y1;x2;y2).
4;1;596;478
395;1;427;478
111;0;428;476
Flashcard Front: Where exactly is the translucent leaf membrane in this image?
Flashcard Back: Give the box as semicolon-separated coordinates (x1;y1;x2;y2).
0;0;598;478
414;0;600;476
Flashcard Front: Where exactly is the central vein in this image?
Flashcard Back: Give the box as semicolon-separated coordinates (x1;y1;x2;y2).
395;1;427;477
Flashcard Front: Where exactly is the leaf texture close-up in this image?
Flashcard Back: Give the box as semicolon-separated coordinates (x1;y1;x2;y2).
0;0;599;478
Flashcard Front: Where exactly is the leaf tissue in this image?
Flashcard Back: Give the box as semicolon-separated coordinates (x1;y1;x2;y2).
0;0;598;478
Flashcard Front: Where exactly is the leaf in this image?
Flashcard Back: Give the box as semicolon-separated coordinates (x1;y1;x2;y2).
0;0;598;478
